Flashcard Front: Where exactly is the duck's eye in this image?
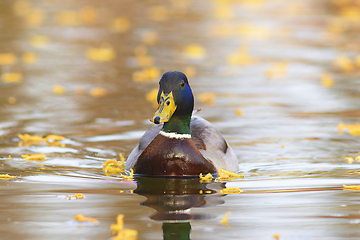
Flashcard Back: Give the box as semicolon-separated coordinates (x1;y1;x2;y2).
166;101;170;106
180;80;185;88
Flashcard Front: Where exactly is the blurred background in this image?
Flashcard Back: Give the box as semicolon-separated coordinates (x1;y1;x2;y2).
2;0;360;239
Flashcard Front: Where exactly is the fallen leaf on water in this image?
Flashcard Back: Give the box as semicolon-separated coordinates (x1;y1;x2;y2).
199;92;216;106
25;8;45;28
22;52;37;64
72;193;84;199
86;44;116;61
0;174;17;180
8;97;16;104
90;87;107;97
2;72;23;83
265;62;288;78
334;56;353;72
273;233;280;240
184;44;206;59
110;17;131;33
221;211;231;227
13;0;32;17
235;108;243;116
147;5;169;22
216;167;244;181
345;157;354;164
111;214;138;240
74;214;99;223
21;153;46;161
141;31;158;45
132;67;160;82
321;72;334;88
338;122;360;136
53;84;66;95
0;53;17;65
199;173;213;183
121;169;134;181
79;6;97;25
219;187;243;194
55;11;78;26
343;184;360;191
146;88;158;105
30;35;49;48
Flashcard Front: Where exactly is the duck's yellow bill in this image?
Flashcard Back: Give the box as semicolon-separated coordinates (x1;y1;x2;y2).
150;91;177;124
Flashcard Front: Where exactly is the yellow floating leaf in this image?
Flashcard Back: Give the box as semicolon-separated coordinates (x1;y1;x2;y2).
355;156;360;162
184;44;206;59
22;52;37;64
0;53;17;65
45;135;65;142
343;184;360;191
334;56;353;72
321;72;334;88
45;134;66;147
25;8;45;28
103;158;125;176
355;55;360;67
2;73;23;83
90;87;107;97
146;88;158;104
141;31;158;45
111;214;138;240
147;5;169;22
121;169;134;181
227;51;256;66
132;67;160;82
79;6;97;25
345;157;354;164
111;17;131;33
55;11;78;26
19;133;43;142
13;0;31;17
74;214;99;223
113;229;138;240
199;173;213;183
86;44;116;61
219;187;243;194
21;153;46;161
199;92;216;106
8;97;16;104
53;84;66;95
217;167;244;181
338;122;360;136
221;211;231;227
265;62;288;78
0;174;17;180
235;108;243;116
30;35;49;48
214;5;234;20
273;233;280;240
119;153;125;166
72;193;84;199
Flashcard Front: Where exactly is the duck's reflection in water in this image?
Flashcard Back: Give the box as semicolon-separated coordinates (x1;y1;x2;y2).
134;176;226;240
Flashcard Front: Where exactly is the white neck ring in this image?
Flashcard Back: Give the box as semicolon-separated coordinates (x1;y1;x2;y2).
159;131;191;139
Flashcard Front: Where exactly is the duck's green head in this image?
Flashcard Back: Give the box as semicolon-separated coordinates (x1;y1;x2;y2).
151;71;194;127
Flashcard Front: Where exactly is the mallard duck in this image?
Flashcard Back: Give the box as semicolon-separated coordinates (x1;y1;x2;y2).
125;71;239;176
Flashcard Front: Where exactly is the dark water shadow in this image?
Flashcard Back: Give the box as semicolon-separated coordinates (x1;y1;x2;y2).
134;176;226;240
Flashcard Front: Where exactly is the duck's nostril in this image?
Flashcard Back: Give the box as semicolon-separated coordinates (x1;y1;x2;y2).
154;116;160;124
